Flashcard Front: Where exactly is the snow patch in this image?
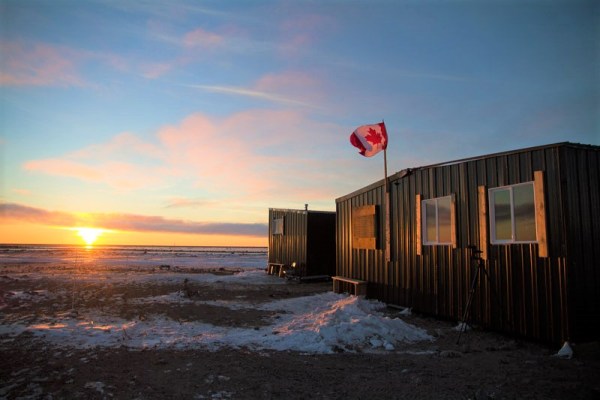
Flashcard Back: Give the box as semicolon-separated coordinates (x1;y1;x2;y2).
4;291;432;354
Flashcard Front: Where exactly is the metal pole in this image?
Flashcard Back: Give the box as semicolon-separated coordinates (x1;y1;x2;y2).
384;148;390;263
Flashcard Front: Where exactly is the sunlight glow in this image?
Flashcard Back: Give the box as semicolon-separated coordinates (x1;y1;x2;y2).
76;228;104;246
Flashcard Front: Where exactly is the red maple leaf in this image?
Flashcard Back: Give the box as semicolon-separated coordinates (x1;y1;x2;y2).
365;128;382;145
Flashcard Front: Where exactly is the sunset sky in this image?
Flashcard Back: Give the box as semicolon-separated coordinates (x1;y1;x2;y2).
1;0;598;246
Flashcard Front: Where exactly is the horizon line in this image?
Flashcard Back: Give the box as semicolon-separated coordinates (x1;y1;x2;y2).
0;242;268;248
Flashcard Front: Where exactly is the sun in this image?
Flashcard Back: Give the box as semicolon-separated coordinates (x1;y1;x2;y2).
76;228;104;246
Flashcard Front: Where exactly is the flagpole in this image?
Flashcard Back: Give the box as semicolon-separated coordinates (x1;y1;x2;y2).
384;147;391;263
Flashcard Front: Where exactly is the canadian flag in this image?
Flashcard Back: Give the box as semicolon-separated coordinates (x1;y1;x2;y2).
349;122;388;157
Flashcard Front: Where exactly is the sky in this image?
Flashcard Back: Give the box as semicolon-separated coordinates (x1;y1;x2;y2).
1;0;598;246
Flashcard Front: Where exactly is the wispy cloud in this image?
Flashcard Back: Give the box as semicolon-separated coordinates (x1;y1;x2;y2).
277;13;334;58
23;132;168;190
0;40;84;87
183;27;224;48
188;84;314;107
0;203;267;237
141;62;176;79
12;189;31;196
187;70;325;108
164;197;212;209
139;25;228;79
23;158;167;190
24;159;103;181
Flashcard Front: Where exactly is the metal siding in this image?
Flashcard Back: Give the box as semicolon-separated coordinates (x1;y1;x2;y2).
562;146;600;341
269;209;336;277
336;143;599;344
268;209;308;269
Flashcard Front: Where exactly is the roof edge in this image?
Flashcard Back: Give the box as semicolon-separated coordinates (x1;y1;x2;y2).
336;141;599;203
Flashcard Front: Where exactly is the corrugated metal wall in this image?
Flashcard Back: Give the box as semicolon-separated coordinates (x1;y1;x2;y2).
269;209;336;276
336;143;600;344
561;145;600;342
269;209;308;268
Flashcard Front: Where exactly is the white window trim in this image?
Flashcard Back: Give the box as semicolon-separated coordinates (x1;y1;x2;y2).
488;181;537;244
421;195;454;246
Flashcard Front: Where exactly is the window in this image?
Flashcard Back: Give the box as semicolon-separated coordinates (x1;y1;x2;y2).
421;195;455;245
272;217;284;235
352;205;379;249
489;182;536;244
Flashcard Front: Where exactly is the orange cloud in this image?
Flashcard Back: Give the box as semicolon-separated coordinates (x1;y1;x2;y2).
23;158;168;190
0;202;267;237
21;108;353;204
12;188;31;196
70;132;163;160
24;159;103;181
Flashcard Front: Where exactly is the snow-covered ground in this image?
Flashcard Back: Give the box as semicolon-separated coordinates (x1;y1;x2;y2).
1;270;433;354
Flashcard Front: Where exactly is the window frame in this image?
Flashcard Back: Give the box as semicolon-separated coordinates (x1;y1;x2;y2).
421;194;455;246
271;217;284;235
488;181;537;244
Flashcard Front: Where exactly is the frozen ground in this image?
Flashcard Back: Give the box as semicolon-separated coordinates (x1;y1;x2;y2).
1;268;432;353
1;263;599;399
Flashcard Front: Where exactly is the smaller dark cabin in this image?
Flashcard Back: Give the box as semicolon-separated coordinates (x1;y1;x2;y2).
268;208;336;277
336;142;599;345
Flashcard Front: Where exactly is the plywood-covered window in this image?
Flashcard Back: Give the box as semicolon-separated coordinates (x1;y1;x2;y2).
272;217;284;235
421;194;456;246
352;205;379;249
489;182;536;243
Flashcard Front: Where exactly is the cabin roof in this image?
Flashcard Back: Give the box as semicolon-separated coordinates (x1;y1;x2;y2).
336;141;599;203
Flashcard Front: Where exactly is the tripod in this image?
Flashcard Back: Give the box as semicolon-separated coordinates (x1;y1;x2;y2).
456;245;492;345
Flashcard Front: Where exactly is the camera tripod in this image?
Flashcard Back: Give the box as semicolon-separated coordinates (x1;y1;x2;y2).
456;245;494;345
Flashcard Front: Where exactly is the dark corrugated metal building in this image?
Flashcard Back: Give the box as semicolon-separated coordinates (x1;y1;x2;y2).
268;208;336;277
336;142;599;344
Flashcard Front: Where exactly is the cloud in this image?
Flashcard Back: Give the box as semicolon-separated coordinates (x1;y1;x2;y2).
141;25;228;79
0;203;267;237
23;158;167;190
183;27;224;48
70;132;163;160
24;132;169;190
0;40;138;86
24;159;103;181
0;203;78;226
20;106;359;208
142;62;176;79
276;13;335;58
189;84;314;107
0;40;84;87
164;197;212;209
188;70;325;108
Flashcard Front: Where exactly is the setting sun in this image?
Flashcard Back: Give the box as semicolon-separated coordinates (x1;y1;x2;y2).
76;228;104;246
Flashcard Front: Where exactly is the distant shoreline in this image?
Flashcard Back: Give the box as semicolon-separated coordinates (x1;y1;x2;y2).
0;243;267;249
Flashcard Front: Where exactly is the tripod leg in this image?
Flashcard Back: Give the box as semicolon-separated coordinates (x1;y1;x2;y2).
457;266;480;344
